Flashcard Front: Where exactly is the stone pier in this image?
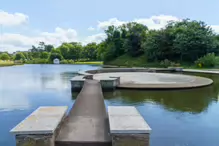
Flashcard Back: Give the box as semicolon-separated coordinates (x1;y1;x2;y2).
10;80;152;146
108;106;152;146
10;106;68;146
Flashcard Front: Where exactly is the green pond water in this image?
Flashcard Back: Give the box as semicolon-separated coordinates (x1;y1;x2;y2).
0;65;219;146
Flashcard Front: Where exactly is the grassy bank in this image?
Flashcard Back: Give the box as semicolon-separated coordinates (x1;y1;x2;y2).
104;54;219;69
0;61;15;67
26;59;103;65
105;54;160;67
73;61;103;65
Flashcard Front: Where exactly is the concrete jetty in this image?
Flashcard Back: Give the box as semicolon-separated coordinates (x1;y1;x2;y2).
10;79;152;146
56;80;111;146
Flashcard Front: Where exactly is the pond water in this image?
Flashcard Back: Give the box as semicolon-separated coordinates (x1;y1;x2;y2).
0;65;219;146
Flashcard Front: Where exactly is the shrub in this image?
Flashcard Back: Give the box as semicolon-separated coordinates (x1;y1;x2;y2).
160;59;172;68
195;53;217;68
26;59;48;64
68;60;75;64
60;60;69;64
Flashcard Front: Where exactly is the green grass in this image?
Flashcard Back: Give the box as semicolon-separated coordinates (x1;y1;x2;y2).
105;54;219;69
74;61;103;65
0;60;15;67
105;54;160;67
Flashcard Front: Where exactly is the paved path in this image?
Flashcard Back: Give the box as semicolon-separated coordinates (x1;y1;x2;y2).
56;80;111;146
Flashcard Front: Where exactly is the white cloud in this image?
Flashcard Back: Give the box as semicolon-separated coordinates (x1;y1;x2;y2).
0;27;78;52
0;10;28;26
84;33;106;44
2;13;219;53
97;15;219;33
134;15;180;30
211;25;219;33
97;15;180;30
40;27;78;45
98;18;126;30
88;26;95;31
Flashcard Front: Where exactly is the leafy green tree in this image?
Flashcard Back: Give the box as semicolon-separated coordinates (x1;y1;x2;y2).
48;48;63;61
143;19;218;62
0;53;10;60
49;53;63;61
81;43;98;60
171;20;216;62
123;22;148;57
44;44;54;52
38;42;45;51
15;52;26;60
40;51;49;59
97;42;106;60
68;42;82;61
58;43;70;59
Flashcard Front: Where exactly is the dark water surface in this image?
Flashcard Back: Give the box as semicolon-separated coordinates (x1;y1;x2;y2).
1;65;219;146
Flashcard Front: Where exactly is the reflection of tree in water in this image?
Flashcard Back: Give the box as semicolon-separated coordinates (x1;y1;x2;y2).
72;73;219;114
60;72;78;80
40;73;55;89
72;92;80;100
104;85;218;114
40;72;78;89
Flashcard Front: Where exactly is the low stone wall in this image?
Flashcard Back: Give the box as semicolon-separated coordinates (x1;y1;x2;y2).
112;134;150;146
85;68;174;74
71;75;120;92
15;134;54;146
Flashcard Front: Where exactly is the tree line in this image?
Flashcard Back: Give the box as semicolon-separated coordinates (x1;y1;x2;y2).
0;42;99;63
1;19;219;66
99;19;219;65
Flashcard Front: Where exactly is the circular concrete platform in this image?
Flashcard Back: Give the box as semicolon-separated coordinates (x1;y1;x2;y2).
93;72;213;89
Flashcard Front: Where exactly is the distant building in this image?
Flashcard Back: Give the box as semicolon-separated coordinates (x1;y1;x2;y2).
53;58;60;64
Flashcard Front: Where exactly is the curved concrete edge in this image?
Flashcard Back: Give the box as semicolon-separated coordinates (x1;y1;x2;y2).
117;81;213;90
78;68;216;90
80;68;174;75
78;70;92;75
82;68;219;76
183;69;219;74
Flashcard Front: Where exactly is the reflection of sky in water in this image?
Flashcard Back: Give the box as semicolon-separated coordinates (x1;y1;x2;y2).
0;65;100;146
0;92;30;111
1;65;219;146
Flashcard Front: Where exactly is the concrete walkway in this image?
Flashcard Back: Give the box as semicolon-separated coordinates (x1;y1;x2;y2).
56;80;111;146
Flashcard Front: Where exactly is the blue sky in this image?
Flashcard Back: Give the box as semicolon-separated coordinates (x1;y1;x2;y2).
1;0;219;52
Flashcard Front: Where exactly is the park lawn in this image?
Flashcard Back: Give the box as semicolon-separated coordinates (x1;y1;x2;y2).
104;54;219;69
74;61;103;65
105;54;159;67
0;60;15;67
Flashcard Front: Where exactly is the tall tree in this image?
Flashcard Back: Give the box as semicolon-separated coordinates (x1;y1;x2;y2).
40;51;49;59
123;22;148;57
44;44;54;52
58;43;70;59
0;53;10;60
68;42;82;61
81;43;98;60
15;52;26;60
